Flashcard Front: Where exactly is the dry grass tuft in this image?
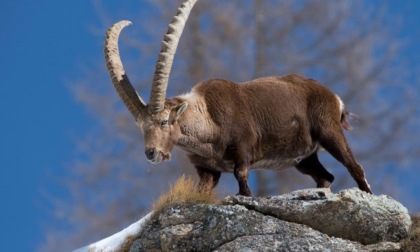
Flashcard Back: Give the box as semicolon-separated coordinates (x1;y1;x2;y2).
152;175;219;218
400;214;420;252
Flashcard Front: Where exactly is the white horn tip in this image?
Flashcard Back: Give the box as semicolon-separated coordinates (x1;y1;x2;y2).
116;20;132;27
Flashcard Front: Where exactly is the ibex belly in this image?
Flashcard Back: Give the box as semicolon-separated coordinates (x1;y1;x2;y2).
252;143;319;170
251;158;298;170
191;143;319;173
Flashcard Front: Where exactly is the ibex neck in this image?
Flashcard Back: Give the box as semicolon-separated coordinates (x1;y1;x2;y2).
176;91;217;157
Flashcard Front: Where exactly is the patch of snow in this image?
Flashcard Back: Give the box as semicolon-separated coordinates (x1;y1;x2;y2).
73;211;153;252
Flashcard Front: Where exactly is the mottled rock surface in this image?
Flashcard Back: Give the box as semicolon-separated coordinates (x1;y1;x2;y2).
129;188;410;252
224;188;411;245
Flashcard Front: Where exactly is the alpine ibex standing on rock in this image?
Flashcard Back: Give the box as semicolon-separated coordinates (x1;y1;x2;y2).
104;0;372;196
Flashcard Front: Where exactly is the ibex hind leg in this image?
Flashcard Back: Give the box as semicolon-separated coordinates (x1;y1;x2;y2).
295;153;334;188
318;125;372;193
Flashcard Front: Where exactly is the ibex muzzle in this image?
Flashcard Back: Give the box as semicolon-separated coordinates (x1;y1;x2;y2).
104;0;372;196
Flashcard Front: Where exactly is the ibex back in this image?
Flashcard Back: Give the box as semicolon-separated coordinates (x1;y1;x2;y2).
104;0;372;196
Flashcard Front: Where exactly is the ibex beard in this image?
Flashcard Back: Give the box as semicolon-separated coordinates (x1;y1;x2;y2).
104;0;372;196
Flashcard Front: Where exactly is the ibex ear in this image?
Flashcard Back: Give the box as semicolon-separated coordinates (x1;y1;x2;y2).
170;101;188;122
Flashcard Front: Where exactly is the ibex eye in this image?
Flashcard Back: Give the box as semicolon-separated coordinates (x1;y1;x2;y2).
160;120;168;126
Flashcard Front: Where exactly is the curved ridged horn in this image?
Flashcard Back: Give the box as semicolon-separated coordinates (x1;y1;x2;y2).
149;0;198;114
105;20;146;120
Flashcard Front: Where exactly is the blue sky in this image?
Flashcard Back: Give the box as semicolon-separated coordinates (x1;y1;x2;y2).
0;1;96;251
0;1;419;251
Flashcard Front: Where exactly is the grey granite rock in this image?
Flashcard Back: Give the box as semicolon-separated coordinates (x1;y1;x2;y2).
128;188;411;251
131;204;369;252
223;188;411;245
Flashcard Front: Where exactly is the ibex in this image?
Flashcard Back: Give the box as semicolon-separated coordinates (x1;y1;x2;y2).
104;0;372;196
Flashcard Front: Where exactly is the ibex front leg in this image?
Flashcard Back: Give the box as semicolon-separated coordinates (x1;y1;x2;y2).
234;152;252;196
196;167;221;193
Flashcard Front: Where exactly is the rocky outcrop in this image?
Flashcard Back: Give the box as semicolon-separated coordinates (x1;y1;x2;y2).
127;188;411;252
224;188;411;245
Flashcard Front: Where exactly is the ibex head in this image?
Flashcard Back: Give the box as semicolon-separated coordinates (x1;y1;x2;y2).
104;0;197;164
